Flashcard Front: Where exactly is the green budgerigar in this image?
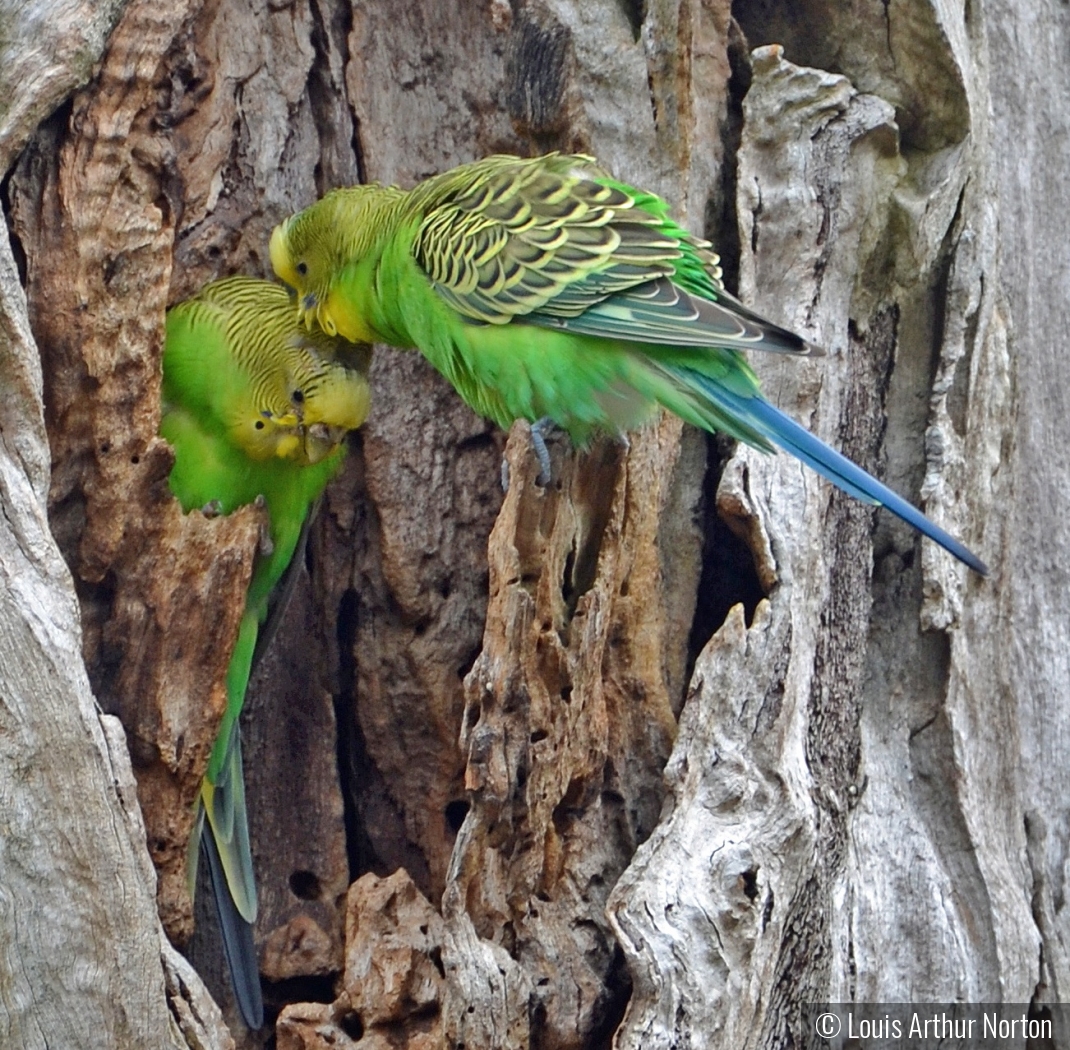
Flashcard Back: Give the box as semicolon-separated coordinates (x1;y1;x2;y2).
162;276;371;1028
270;152;986;574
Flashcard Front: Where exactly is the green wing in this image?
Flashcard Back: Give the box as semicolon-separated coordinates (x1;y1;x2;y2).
410;154;818;356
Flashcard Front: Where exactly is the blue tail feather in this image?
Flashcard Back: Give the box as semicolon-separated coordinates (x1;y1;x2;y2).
678;369;988;575
203;822;265;1029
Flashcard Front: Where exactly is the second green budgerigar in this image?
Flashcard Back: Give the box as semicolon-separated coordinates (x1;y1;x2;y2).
162;276;371;1028
270;152;986;574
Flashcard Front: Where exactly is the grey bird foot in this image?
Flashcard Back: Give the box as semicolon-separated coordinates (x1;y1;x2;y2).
201;499;223;518
500;417;559;492
530;416;555;486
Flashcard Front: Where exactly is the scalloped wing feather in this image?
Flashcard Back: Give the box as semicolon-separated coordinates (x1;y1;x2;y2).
413;156;682;324
410;155;819;356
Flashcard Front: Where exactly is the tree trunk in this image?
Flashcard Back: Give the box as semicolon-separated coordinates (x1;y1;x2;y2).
0;0;1060;1047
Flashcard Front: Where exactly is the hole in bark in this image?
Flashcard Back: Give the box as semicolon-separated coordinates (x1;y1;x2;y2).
562;543;577;600
340;1011;364;1039
685;434;766;681
620;0;645;40
332;587;393;883
445;799;469;832
99;441;110;454
264;972;336;1009
457;643;481;681
1;174;28;288
563;440;623;616
741;866;760;901
429;945;445;978
530;728;548;743
289;870;322;900
762;889;774;929
587;941;633;1049
501;921;517;957
130;454;140;465
703;22;751;296
103;254;121;286
552;776;588;832
560;684;572;704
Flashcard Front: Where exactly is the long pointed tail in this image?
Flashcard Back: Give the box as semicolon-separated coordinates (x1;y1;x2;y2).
675;368;988;575
197;728;262;1028
203;820;265;1029
202;730;257;921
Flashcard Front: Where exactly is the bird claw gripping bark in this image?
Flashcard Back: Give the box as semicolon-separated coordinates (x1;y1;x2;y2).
530;417;555;486
500;416;557;492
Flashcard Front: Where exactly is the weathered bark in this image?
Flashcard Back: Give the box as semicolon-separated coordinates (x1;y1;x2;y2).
0;3;229;1048
1;0;1065;1048
989;0;1070;1020
608;23;1027;1041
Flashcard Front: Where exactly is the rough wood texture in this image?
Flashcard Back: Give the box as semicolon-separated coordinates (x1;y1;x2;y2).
3;0;1064;1047
10;0;266;946
0;2;229;1047
609;12;1025;1046
987;0;1070;1015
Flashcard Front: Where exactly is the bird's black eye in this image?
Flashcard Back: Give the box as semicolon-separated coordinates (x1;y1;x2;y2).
292;389;305;403
296;261;308;276
255;420;265;430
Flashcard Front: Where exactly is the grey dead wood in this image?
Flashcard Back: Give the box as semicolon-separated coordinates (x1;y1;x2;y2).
0;1;234;1048
608;9;1030;1048
988;1;1070;1043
